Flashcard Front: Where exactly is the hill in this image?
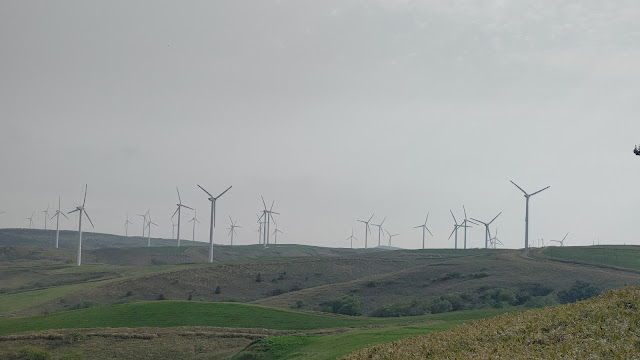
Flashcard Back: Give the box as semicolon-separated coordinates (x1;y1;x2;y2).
541;245;640;271
342;286;640;359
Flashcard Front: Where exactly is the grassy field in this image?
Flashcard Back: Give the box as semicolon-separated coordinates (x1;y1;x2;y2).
342;286;640;359
542;245;640;270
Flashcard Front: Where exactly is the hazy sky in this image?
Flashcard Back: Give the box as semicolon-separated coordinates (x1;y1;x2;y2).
2;1;640;249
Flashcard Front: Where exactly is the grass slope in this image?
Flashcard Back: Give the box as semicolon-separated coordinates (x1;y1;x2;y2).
542;245;640;270
0;301;449;335
342;286;640;359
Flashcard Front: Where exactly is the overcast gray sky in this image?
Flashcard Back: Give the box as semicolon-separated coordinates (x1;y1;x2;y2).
2;0;640;249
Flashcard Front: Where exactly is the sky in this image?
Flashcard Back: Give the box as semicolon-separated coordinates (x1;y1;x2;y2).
1;0;640;249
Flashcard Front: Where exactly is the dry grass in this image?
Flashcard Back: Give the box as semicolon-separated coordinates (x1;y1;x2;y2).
342;286;640;359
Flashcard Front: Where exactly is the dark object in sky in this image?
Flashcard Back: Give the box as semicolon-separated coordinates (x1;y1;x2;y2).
634;146;640;156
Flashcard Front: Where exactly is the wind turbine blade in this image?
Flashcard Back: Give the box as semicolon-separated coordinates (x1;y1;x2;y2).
380;217;386;226
510;180;528;195
68;209;79;214
413;225;422;229
261;196;267;210
530;186;550;196
84;210;94;228
426;227;433;236
448;227;456;240
368;213;375;222
489;212;502;225
424;213;429;226
61;212;69;220
450;210;458;224
357;220;366;223
463;205;467;219
176;187;182;203
269;200;274;212
182;205;194;210
172;207;179;218
563;233;569;241
196;219;201;223
469;218;485;225
197;184;213;198
215;186;232;199
83;184;88;207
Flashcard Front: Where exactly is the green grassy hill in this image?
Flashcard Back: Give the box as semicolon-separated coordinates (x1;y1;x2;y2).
541;245;640;270
342;286;640;359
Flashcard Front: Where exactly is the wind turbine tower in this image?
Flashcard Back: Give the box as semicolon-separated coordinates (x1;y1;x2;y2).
27;212;34;229
172;187;193;248
357;214;374;249
385;229;399;246
470;212;502;249
448;210;464;249
197;184;232;263
42;205;50;230
137;211;148;237
413;213;433;250
146;213;158;246
510;180;550;249
51;196;68;248
123;212;134;237
371;217;386;247
257;196;279;248
272;225;283;245
68;185;94;266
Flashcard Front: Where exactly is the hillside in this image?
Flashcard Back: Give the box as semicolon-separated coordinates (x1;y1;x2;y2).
342;286;640;359
541;245;640;271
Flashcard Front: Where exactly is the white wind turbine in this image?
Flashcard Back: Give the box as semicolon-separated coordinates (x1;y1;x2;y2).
357;213;375;249
123;212;134;237
385;229;399;247
371;217;386;247
172;187;193;248
470;212;502;249
137;211;148;237
227;215;241;246
188;209;200;242
550;233;569;247
257;196;279;247
68;185;94;266
448;210;466;249
197;184;232;262
414;213;433;250
346;228;357;249
27;212;34;229
272;224;283;245
42;205;50;230
490;228;503;249
145;213;158;246
462;206;478;249
256;213;263;244
511;180;550;249
51;196;68;248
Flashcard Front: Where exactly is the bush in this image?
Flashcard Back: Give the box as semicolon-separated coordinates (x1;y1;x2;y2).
430;298;453;313
321;294;362;316
157;293;166;300
371;300;425;317
557;281;601;304
65;331;86;344
70;301;94;310
255;273;262;283
524;295;558;308
125;290;134;297
365;281;377;288
267;288;286;296
214;285;221;294
441;294;467;311
17;346;51;359
292;300;305;309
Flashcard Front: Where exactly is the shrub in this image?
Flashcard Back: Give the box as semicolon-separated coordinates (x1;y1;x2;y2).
321;294;362;316
214;285;221;294
17;347;51;360
255;273;262;283
441;294;467;311
267;288;286;296
65;331;86;344
430;298;453;313
125;290;134;297
292;300;305;309
289;284;302;292
157;293;166;300
70;301;94;310
371;300;425;317
524;295;558;308
557;281;601;304
365;281;377;288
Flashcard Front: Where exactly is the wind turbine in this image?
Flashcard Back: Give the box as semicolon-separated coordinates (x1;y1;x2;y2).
272;225;283;245
123;212;134;237
137;211;148;237
188;209;200;242
470;212;502;249
462;206;478;249
68;184;94;266
197;184;232;262
371;217;386;247
256;213;263;244
414;213;433;250
385;229;399;247
448;210;465;249
51;196;68;248
172;187;193;248
227;216;241;246
171;219;177;239
490;228;503;249
146;213;158;247
26;212;34;229
346;228;357;249
257;196;279;247
550;233;569;247
42;205;50;230
357;213;375;249
510;180;550;249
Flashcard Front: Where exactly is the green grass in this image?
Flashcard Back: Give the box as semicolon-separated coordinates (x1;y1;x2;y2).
0;301;513;336
543;245;640;270
232;308;513;360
